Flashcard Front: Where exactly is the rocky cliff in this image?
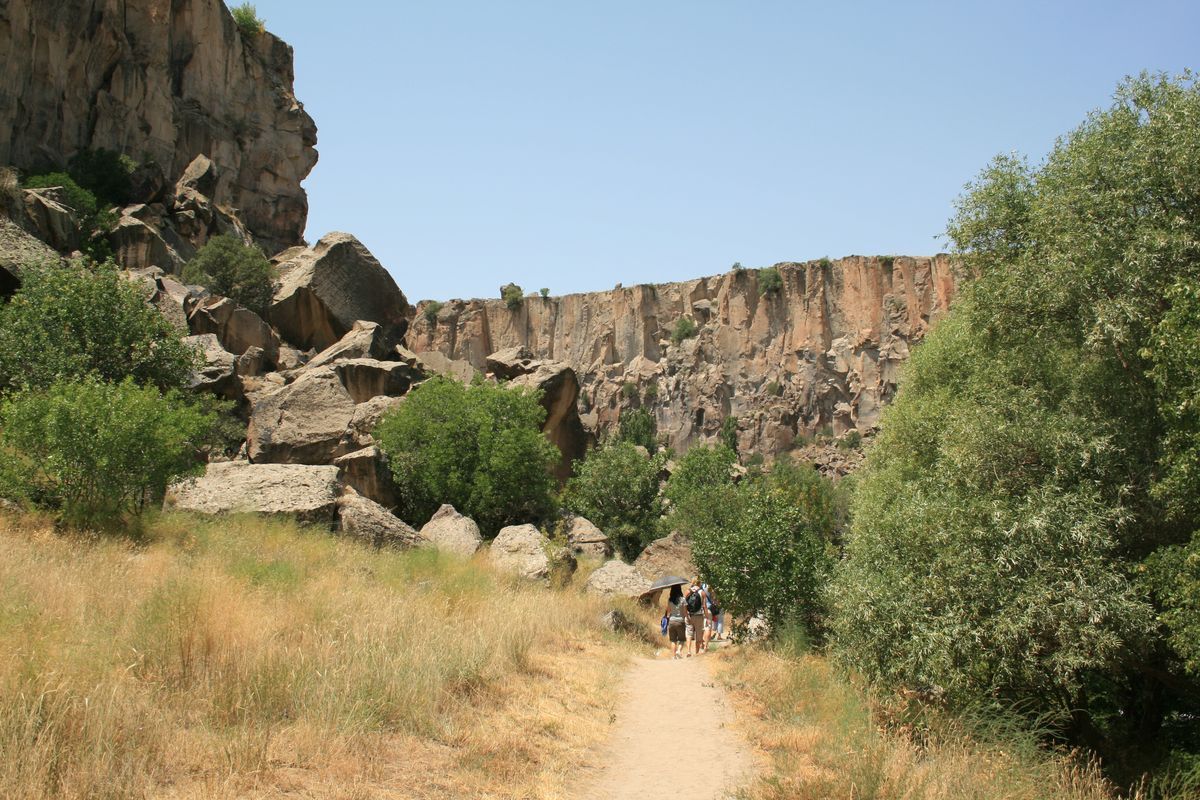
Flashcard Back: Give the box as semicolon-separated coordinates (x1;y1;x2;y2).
0;0;317;253
408;256;957;457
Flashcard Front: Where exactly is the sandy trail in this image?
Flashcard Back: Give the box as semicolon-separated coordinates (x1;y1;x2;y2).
575;649;754;800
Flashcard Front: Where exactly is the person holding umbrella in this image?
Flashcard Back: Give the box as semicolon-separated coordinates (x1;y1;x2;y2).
663;583;688;658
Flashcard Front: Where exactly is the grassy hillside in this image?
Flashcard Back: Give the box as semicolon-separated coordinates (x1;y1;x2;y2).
0;513;629;799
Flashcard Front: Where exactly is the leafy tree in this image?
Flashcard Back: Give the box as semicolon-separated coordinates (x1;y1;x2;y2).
182;235;275;316
0;262;198;392
375;376;557;535
719;414;739;452
758;266;782;295
670;316;697;345
501;282;523;311
422;300;444;325
0;378;213;528
829;73;1200;772
617;406;657;452
230;3;265;36
66;148;136;207
539;287;550;298
562;441;666;560
664;443;736;510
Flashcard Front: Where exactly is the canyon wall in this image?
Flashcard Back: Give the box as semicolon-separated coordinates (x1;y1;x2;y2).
408;256;957;456
0;0;317;253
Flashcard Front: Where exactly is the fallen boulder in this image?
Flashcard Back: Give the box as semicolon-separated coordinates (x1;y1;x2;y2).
491;523;555;580
269;232;409;352
188;295;279;364
330;358;420;404
164;461;340;524
565;515;611;558
633;531;697;583
246;367;356;464
333;445;398;508
336;487;420;548
418;504;482;557
185;333;237;399
306;320;395;369
508;361;588;483
585;559;648;599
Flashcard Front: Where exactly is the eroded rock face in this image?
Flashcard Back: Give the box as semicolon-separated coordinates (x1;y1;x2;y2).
585;559;647;599
490;524;554;580
418;504;482;557
410;256;956;457
188;295;279;364
270;233;409;353
634;532;697;584
565;516;611;559
164;461;339;524
507;361;588;483
333;445;398;508
336;487;420;549
0;0;317;253
246;367;356;464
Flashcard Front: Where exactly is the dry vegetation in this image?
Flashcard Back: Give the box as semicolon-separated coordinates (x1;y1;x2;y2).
0;512;632;799
715;642;1132;800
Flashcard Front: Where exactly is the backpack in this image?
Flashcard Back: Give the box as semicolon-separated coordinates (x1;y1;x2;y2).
685;588;703;614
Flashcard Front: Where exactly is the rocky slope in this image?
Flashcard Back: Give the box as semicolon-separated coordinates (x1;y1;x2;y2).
408;256;957;457
0;0;317;253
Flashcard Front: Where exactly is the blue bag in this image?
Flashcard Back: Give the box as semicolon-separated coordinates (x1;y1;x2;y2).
660;615;669;635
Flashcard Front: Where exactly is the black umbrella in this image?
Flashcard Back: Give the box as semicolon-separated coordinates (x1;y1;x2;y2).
641;575;689;596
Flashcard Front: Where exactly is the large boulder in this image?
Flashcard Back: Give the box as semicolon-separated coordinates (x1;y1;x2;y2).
185;333;238;399
246;367;356;464
333;445;398;508
336;487;420;549
490;523;556;580
585;559;648;599
633;531;697;583
347;395;404;449
0;217;57;295
21;187;79;251
269;233;409;352
418;504;482;557
306;320;396;369
330;359;420;404
507;361;588;483
486;345;538;380
565;515;611;558
164;462;340;524
108;213;184;273
188;295;279;364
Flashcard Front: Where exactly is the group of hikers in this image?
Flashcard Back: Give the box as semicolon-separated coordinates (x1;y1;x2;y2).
662;577;723;659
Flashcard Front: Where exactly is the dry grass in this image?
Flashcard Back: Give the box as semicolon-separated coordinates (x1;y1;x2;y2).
0;512;632;799
715;644;1134;800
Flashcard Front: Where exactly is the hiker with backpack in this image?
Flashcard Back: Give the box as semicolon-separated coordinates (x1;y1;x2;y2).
685;578;711;656
663;584;688;659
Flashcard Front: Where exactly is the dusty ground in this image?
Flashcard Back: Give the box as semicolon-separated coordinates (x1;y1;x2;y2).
573;644;756;800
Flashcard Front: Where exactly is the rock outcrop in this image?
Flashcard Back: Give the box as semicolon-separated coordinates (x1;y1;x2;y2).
246;367;357;464
585;559;647;598
0;0;317;253
491;524;558;580
410;256;956;456
565;516;611;559
633;532;697;584
164;461;340;523
418;504;483;557
336;488;420;549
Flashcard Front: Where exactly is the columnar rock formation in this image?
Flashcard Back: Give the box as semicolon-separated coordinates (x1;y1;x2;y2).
408;256;956;455
0;0;317;252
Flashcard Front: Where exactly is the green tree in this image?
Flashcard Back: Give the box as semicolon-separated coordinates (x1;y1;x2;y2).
829;73;1200;772
66;148;136;207
670;317;697;345
0;378;213;528
375;376;557;535
562;441;666;560
0;262;198;392
617;406;657;451
501;282;523;311
758;266;782;295
182;235;275;316
230;3;265;36
664;444;736;509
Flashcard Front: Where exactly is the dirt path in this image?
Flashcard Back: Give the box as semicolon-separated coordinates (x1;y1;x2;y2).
574;648;755;800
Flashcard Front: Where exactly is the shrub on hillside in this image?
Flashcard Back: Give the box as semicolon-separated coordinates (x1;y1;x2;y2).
719;415;739;452
422;300;444;325
230;3;265;36
501;282;523;311
67;148;137;207
0;378;213;527
617;407;657;452
670;316;697;345
375;376;557;535
0;262;198;392
664;443;737;510
182;235;275;316
758;266;782;295
562;441;666;560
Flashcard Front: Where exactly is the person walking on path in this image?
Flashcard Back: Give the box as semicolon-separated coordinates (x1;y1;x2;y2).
703;583;722;644
663;584;688;659
685;578;710;656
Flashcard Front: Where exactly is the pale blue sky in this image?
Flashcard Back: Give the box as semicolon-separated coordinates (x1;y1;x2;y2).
245;1;1198;303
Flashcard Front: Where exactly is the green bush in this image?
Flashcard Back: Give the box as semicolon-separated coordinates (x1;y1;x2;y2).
830;73;1200;773
562;441;666;560
670;317;697;345
230;3;265;36
375;376;557;536
501;282;523;311
719;415;739;452
616;406;657;452
182;235;275;316
620;381;638;400
765;380;783;397
67;148;136;207
422;300;444;326
758;266;782;295
664;444;736;511
0;262;198;392
539;287;549;298
836;430;862;450
731;261;744;272
0;378;213;528
23;172;99;225
643;383;658;402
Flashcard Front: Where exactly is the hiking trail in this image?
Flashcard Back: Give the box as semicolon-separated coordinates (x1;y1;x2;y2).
573;647;756;799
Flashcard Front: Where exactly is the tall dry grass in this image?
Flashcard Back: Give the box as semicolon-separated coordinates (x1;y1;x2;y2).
0;512;629;799
716;642;1137;800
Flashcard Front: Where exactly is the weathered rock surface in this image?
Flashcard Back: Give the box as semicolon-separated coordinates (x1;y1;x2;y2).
347;395;404;449
586;559;648;598
565;515;611;559
270;233;409;352
333;445;398;508
634;532;697;583
410;256;956;457
185;333;237;398
246;367;356;464
0;216;57;293
0;0;317;253
21;188;80;252
336;487;420;549
490;524;555;580
507;360;589;483
188;295;279;364
164;461;339;523
330;359;420;404
418;504;482;557
307;320;396;369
